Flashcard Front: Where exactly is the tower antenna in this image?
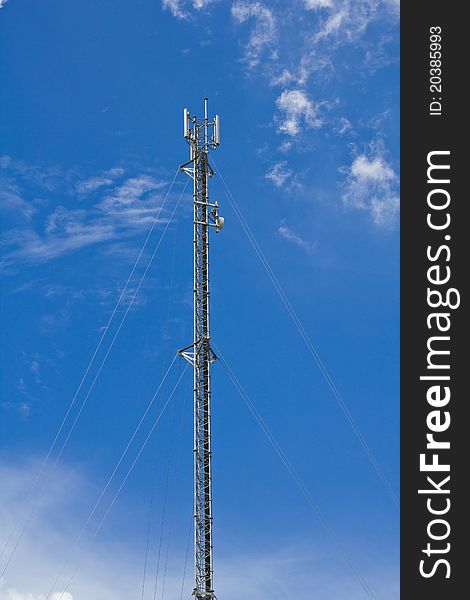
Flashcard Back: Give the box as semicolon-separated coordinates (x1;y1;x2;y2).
179;98;222;600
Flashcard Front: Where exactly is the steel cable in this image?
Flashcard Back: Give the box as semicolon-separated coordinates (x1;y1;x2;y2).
142;223;180;600
52;363;190;600
159;367;188;600
214;344;376;600
0;168;182;573
151;361;181;600
141;452;158;600
45;354;178;599
179;516;193;600
213;161;398;511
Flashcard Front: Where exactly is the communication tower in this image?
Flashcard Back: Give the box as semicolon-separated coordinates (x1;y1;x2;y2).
179;98;222;600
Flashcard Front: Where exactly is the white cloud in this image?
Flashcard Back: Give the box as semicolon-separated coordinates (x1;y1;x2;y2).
275;89;322;136
2;376;33;416
0;0;8;8
316;8;348;40
0;157;62;222
350;155;395;182
369;195;400;226
270;57;317;89
192;0;215;9
231;0;397;84
384;0;400;14
97;175;170;229
0;590;73;600
0;156;61;191
0;460;137;600
101;175;165;208
270;68;295;87
30;356;41;384
342;145;399;227
0;182;37;220
304;0;333;9
259;0;398;135
75;168;124;195
162;0;187;19
0;459;399;600
279;140;293;153
336;117;352;135
161;0;216;19
1;166;175;267
265;161;292;188
278;221;315;251
231;1;276;69
311;1;398;44
3;224;116;263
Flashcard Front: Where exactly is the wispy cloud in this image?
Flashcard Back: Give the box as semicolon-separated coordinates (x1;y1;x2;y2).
29;356;41;383
0;589;73;600
278;220;315;252
275;89;323;136
0;460;112;600
304;0;334;8
0;157;62;222
1;162;176;268
1;155;61;191
307;0;395;45
384;0;400;15
162;0;216;19
162;0;187;19
270;68;295;87
265;161;293;188
192;0;216;9
265;0;395;98
0;181;38;220
0;1;8;9
75;168;124;196
3;222;117;264
163;0;398;206
0;459;398;600
1;378;32;417
342;143;399;227
335;116;353;135
231;1;276;69
106;175;164;203
230;0;398;85
0;351;50;417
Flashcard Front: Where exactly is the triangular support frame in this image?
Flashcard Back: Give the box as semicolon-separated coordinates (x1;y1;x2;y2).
178;339;218;367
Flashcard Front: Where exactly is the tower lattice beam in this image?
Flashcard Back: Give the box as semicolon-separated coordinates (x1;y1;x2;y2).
179;98;222;600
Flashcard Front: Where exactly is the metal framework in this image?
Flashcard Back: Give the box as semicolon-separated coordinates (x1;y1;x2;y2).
179;99;222;600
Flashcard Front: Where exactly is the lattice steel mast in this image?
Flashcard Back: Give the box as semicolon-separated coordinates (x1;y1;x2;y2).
179;98;223;600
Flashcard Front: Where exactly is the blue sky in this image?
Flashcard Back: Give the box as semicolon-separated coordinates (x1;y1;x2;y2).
0;1;399;599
